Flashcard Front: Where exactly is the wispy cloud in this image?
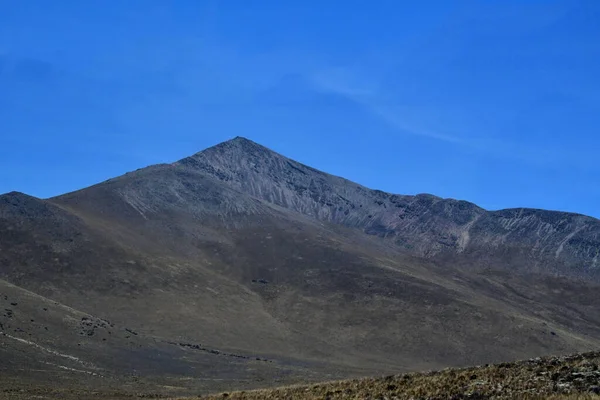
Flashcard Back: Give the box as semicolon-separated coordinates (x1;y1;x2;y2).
308;66;600;171
310;67;465;144
368;105;466;144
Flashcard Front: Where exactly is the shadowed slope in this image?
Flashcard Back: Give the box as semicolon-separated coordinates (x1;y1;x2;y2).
1;138;600;396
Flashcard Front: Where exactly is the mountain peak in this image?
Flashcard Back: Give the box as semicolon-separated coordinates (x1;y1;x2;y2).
0;191;40;204
230;135;253;143
1;190;30;198
216;136;255;147
177;137;286;171
181;137;275;161
216;136;271;152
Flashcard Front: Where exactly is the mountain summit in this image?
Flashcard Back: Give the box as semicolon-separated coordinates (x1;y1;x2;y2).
179;137;599;277
2;137;600;395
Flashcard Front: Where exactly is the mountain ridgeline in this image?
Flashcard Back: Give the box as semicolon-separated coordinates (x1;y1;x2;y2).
2;136;600;397
178;137;600;277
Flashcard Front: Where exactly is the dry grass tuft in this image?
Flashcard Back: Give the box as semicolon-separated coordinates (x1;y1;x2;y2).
194;351;600;400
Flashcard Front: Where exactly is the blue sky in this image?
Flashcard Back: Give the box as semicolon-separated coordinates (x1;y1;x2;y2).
1;1;599;217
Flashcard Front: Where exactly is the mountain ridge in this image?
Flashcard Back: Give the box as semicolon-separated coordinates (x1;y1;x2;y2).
171;136;600;278
3;136;600;396
5;136;598;278
183;136;597;218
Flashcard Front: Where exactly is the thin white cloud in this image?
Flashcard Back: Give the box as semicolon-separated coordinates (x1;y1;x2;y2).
309;67;590;169
311;68;464;144
369;105;466;144
311;67;378;97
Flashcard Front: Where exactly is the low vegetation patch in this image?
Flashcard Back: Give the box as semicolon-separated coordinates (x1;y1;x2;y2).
197;351;600;400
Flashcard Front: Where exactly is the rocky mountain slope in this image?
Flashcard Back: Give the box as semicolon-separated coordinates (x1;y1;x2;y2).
1;137;600;397
178;137;600;277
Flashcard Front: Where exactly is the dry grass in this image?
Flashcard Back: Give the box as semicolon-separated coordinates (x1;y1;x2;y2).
193;351;600;400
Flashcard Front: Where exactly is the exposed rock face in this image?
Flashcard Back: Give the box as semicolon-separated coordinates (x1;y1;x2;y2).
177;137;600;277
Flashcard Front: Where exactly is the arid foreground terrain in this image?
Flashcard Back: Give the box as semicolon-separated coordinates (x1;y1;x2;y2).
199;351;600;400
1;351;600;399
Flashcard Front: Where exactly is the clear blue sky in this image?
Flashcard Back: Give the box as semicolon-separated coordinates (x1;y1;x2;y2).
1;1;599;217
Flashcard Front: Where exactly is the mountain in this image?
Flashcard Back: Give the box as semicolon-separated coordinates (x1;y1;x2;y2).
177;137;600;277
2;137;600;397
